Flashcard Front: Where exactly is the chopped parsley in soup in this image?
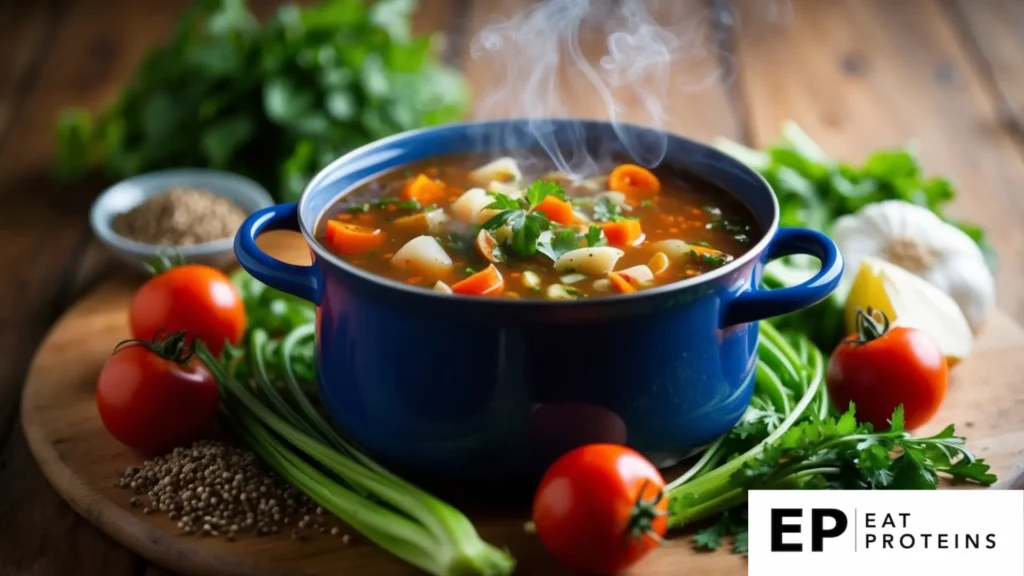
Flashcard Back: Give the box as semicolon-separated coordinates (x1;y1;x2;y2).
317;155;760;299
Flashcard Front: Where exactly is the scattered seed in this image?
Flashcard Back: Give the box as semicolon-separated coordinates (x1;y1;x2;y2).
115;440;330;543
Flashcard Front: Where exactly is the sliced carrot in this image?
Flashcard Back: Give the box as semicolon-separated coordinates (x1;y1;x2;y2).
608;272;637;294
325;221;385;255
451;264;504;296
403;174;448;204
599;219;644;247
608;164;661;199
532;195;574;225
648;252;670;276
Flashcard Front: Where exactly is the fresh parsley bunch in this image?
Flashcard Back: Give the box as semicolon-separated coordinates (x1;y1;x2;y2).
55;0;469;202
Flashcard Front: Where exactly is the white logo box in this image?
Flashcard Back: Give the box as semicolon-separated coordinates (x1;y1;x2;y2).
748;490;1024;576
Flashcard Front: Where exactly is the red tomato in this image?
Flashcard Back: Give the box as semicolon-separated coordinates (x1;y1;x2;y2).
532;444;667;575
96;332;219;454
129;264;245;356
827;307;948;431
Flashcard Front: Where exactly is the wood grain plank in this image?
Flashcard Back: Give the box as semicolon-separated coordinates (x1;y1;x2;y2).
0;0;62;146
949;0;1024;143
0;425;136;576
0;0;198;574
458;0;741;143
733;0;1024;324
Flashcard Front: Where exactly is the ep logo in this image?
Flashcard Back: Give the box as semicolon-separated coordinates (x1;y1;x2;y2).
771;508;848;552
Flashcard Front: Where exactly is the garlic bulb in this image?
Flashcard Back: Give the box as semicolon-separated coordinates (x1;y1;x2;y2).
831;200;994;333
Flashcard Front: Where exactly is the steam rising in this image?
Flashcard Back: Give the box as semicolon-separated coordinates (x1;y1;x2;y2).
469;0;733;180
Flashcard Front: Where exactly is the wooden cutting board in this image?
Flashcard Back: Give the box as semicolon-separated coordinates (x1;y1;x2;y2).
20;232;1024;576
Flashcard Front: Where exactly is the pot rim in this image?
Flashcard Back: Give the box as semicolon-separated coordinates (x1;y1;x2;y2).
295;118;779;308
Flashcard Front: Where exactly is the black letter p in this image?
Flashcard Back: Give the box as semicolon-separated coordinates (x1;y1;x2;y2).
811;509;848;552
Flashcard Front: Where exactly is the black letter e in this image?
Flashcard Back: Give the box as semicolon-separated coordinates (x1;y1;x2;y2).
771;508;802;552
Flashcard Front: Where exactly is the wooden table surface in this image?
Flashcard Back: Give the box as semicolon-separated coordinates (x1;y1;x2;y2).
2;0;1023;573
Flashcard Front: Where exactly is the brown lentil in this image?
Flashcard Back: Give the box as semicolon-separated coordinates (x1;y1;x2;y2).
116;440;345;542
111;187;247;246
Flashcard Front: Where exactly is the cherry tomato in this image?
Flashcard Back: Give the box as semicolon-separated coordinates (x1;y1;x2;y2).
532;444;667;575
827;307;948;431
96;332;219;454
129;264;245;357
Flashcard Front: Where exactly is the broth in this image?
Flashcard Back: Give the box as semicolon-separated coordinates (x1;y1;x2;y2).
316;154;761;300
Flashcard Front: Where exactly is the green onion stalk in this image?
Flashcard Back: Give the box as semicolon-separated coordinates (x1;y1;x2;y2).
196;326;515;576
664;322;829;528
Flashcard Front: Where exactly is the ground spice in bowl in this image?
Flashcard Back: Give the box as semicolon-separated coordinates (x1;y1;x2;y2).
112;186;248;246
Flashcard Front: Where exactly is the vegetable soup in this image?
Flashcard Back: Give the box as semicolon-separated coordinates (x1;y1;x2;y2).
316;155;760;299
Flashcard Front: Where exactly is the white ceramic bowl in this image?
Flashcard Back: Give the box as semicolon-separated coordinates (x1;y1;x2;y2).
90;168;275;272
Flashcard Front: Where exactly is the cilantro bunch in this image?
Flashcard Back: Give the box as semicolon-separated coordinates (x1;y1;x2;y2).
55;0;469;202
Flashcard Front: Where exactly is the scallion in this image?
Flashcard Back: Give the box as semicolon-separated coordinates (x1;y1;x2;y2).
196;334;515;576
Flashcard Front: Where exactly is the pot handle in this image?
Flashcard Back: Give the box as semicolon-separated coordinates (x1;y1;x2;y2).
721;227;844;327
234;202;320;303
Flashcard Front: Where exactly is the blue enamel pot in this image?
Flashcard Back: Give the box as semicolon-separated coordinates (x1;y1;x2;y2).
235;119;844;482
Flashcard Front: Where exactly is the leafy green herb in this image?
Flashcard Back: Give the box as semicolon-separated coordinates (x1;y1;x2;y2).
484;192;522;211
347;203;371;213
585;225;604;247
592;197;627;222
462;267;476;276
694;509;748;554
396;199;420;211
54;0;469;202
511;212;550;258
525;180;566;208
638;199;654;208
482;181;566;259
537;228;582;261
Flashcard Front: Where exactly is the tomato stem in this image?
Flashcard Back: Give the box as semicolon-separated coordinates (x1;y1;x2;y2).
113;329;195;364
626;480;665;544
852;306;890;345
